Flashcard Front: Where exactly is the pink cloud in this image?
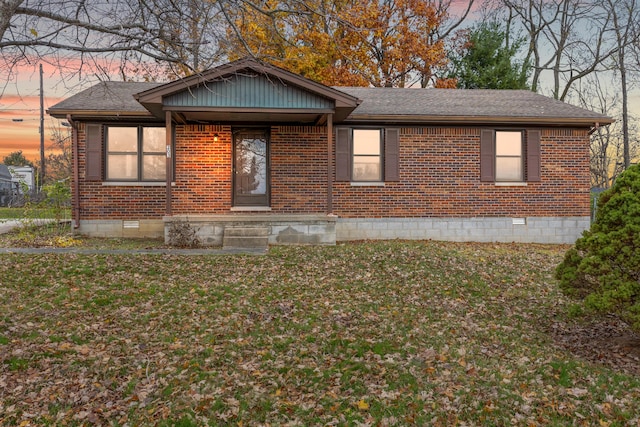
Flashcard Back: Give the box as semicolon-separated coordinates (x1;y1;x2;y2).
2;56;128;164
1;92;66;163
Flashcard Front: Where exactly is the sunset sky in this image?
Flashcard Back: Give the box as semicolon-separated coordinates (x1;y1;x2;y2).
0;63;67;163
1;57;639;165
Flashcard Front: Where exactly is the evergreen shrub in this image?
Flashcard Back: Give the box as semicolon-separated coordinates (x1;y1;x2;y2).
556;164;640;329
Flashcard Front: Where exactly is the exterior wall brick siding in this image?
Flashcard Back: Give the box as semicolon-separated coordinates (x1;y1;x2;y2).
73;123;590;222
76;123;166;219
173;124;233;214
333;127;591;218
271;126;328;214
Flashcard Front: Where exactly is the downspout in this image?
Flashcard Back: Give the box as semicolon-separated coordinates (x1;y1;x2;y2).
165;111;173;215
67;114;80;229
327;113;334;214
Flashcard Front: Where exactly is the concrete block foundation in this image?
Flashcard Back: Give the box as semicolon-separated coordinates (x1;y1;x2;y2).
74;215;589;246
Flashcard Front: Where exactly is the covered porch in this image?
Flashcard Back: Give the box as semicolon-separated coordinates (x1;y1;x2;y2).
131;58;359;247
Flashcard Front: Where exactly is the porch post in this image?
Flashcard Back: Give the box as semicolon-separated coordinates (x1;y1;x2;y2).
165;111;173;215
327;113;334;214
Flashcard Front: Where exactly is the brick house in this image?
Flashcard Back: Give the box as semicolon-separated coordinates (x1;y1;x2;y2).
48;58;612;246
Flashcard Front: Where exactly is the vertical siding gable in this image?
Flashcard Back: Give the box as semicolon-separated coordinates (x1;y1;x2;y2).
164;73;335;109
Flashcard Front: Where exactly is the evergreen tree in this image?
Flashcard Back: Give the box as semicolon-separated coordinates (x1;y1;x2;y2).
3;151;34;167
449;22;530;90
556;164;640;330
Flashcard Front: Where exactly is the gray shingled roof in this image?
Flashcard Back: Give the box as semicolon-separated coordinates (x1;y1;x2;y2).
338;87;609;121
49;81;162;114
49;81;612;125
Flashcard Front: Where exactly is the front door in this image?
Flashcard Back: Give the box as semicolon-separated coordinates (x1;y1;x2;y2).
233;129;269;206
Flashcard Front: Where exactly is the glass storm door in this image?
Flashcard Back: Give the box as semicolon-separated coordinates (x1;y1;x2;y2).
233;130;269;206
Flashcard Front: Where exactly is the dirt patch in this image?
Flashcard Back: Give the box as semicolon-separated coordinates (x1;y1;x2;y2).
550;315;640;376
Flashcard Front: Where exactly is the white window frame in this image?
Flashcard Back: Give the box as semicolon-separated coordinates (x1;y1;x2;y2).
352;128;383;182
105;125;166;182
495;130;524;182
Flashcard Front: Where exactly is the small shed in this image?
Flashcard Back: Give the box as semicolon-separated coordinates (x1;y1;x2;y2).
9;166;35;192
0;164;14;206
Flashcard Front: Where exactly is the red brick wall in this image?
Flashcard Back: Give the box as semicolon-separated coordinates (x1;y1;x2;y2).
173;125;232;214
271;126;328;213
75;123;167;219
73;123;590;221
333;127;591;218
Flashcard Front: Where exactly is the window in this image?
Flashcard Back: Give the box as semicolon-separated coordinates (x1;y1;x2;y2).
352;129;382;181
480;129;540;183
495;131;523;181
335;128;399;183
106;126;166;181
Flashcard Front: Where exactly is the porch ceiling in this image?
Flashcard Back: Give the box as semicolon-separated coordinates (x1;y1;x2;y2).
177;110;330;124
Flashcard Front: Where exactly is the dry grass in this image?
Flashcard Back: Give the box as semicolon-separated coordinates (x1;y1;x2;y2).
1;240;639;426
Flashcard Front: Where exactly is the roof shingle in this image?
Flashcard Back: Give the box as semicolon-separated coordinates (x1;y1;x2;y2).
49;81;162;113
49;81;612;125
338;87;609;121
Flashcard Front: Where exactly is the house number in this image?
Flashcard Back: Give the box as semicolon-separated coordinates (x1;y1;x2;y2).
166;146;172;158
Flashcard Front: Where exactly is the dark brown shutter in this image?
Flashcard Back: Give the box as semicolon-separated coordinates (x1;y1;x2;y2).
335;127;351;181
480;129;495;182
85;124;102;181
384;128;400;181
526;129;541;182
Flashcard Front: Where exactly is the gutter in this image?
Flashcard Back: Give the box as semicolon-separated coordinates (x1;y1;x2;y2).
589;122;601;135
342;115;616;127
48;110;156;119
67;114;81;229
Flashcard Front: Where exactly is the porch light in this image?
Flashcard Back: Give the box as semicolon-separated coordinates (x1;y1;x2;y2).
213;133;219;142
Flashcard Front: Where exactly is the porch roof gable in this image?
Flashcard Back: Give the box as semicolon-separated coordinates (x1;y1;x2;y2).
162;73;335;110
134;57;360;122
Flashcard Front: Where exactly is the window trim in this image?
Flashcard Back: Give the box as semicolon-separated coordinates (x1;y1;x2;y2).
104;125;168;182
480;128;541;184
335;127;400;183
494;130;524;182
351;128;383;183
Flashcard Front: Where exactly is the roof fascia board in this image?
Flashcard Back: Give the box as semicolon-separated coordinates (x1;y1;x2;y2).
163;106;335;114
342;115;615;127
47;110;155;120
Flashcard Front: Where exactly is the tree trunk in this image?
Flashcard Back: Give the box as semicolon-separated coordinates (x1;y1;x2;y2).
0;0;23;40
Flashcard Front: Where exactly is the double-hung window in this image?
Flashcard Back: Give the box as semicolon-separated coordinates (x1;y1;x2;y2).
495;131;523;182
335;127;400;183
480;129;541;183
105;126;166;181
352;129;382;181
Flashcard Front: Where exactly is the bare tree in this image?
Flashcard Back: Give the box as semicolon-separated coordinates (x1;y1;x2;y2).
488;0;623;100
421;0;477;87
577;75;639;188
604;0;639;169
0;0;231;86
45;123;71;183
487;0;640;178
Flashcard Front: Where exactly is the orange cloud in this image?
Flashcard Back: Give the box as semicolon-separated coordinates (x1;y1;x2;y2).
1;58;130;164
0;93;65;163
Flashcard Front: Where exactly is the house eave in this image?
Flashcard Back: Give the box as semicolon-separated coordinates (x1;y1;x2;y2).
47;109;157;121
164;106;336;114
341;114;615;127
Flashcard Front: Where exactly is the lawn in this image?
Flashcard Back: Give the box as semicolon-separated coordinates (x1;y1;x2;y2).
1;240;639;426
0;207;71;220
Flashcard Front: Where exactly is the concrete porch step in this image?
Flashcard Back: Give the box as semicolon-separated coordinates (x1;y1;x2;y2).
222;226;269;249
